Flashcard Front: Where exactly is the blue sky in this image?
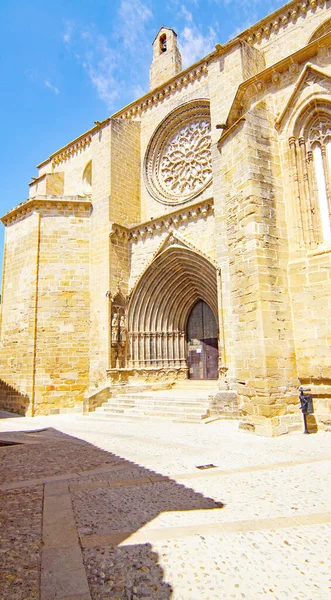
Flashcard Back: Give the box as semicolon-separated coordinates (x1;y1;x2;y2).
0;0;284;276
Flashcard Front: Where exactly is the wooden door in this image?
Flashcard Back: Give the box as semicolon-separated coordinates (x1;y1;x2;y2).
187;300;218;380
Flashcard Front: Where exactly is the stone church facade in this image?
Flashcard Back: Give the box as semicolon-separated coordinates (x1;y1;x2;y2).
1;0;331;435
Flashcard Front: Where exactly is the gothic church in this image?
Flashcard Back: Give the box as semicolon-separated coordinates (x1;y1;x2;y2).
1;0;331;435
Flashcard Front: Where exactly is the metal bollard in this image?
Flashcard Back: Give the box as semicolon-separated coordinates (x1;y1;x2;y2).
299;387;314;434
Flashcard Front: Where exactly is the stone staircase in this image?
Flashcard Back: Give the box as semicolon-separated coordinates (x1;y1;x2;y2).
85;381;239;424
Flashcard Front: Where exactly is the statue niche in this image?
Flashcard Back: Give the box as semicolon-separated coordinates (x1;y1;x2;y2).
108;289;128;369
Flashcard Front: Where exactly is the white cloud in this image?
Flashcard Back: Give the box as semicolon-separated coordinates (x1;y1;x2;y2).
44;80;60;94
81;35;119;108
180;5;193;23
118;0;152;49
62;2;153;110
62;22;119;109
62;21;74;46
25;68;38;82
179;24;217;68
132;83;147;99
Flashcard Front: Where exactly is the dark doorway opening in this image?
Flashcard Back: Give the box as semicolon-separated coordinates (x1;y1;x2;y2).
187;300;218;380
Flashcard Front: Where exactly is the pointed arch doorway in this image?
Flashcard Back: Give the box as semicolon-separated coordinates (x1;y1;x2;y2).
128;243;220;380
187;300;218;379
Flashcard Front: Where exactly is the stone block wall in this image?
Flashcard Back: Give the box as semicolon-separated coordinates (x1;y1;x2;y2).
33;205;90;414
129;206;216;292
0;203;91;415
288;252;331;422
244;1;331;67
217;96;299;435
35;132;94;197
1;0;331;434
110;119;141;227
0;212;40;415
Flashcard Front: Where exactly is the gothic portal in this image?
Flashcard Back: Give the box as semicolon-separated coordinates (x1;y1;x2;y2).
1;2;331;436
125;243;219;379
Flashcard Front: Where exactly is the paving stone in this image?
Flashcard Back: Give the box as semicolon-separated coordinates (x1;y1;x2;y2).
0;485;43;600
0;414;330;599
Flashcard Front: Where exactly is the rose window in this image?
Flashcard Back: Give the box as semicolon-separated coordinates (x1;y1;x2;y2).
144;101;213;205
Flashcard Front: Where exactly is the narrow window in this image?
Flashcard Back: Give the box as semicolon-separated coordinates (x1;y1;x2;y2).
160;34;167;54
308;117;331;242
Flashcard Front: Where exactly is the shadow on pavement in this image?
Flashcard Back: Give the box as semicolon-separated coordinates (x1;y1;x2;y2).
0;427;224;599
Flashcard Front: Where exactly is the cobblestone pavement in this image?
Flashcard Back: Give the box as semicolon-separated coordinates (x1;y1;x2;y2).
0;412;330;599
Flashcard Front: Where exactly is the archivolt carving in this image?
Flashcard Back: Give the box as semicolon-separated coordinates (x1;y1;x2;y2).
144;100;212;205
127;246;218;369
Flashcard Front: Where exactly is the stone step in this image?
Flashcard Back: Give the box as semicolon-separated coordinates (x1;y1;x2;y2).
99;404;209;416
83;411;205;424
96;396;211;407
94;400;209;411
112;392;214;400
88;387;238;424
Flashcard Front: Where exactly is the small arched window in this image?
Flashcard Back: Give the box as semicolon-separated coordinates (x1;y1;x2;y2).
289;108;331;247
308;18;331;43
82;161;92;195
160;34;167;54
307;117;331;241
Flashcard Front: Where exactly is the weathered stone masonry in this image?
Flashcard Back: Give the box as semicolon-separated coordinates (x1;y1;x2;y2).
1;0;331;435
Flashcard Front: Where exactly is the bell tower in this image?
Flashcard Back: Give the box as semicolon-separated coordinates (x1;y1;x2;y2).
150;27;182;90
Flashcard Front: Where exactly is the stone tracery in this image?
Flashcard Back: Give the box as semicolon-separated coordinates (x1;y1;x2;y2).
308;116;331;146
144;100;212;205
160;120;212;196
289;108;331;246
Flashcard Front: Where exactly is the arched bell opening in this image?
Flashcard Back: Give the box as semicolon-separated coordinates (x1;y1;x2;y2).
186;300;218;380
128;245;219;378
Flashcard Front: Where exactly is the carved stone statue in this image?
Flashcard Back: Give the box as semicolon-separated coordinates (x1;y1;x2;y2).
119;315;127;344
111;312;119;344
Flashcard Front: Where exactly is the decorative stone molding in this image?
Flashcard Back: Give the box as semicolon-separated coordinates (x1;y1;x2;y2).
51;134;92;168
1;196;92;226
275;63;331;130
243;0;326;46
111;1;326;121
144;100;212;205
129;199;214;242
33;1;326;174
106;367;188;384
109;223;130;243
308;115;331;145
224;33;331;129
117;64;208;121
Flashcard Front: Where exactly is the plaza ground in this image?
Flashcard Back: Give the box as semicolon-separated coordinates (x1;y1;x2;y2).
0;411;330;599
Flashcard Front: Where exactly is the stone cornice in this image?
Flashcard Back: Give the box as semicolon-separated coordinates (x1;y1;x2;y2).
35;1;326;171
224;31;331;128
29;173;46;187
37;133;93;170
275;63;331;129
51;134;92;168
37;130;99;170
240;0;327;46
109;198;214;243
114;62;209;121
36;60;210;171
1;196;92;226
